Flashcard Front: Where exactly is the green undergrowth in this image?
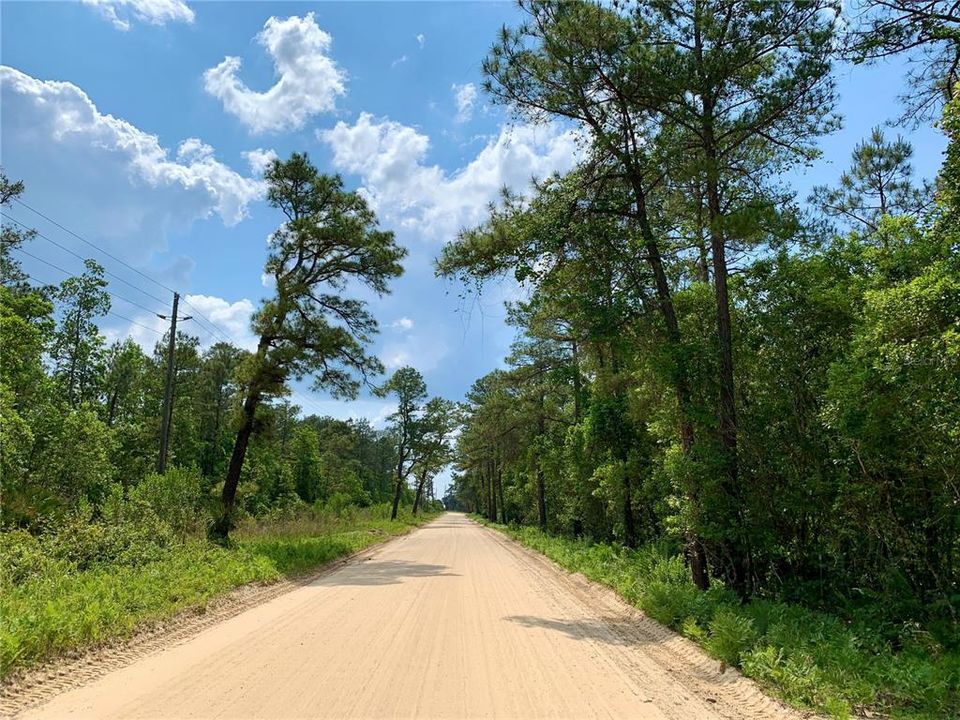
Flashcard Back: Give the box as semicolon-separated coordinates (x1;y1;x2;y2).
478;518;958;720
0;507;438;678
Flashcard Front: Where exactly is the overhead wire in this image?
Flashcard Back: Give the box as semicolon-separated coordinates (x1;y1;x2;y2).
6;203;348;418
4;214;170;307
6;206;245;347
19;271;164;336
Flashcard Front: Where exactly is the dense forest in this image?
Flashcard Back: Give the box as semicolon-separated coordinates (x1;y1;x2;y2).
439;0;959;709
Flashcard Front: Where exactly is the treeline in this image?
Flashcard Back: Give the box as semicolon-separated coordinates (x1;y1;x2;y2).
1;154;448;538
441;0;959;636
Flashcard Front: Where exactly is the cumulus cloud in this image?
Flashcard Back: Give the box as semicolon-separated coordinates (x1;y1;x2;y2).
242;148;279;175
82;0;194;30
452;83;478;123
391;55;408;68
101;293;255;352
416;33;426;49
317;112;583;241
203;13;346;134
182;294;258;350
1;66;264;260
284;395;398;428
391;316;414;331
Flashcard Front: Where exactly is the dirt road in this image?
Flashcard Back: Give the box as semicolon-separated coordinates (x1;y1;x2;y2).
17;514;800;719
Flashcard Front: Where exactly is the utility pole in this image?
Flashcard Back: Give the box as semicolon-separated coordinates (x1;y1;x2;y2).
157;292;191;474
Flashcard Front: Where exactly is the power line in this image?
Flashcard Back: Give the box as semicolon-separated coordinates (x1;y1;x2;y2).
20;272;164;337
12;199;176;295
107;310;165;336
7;205;244;348
11;247;167;317
8;202;342;419
4;215;169;308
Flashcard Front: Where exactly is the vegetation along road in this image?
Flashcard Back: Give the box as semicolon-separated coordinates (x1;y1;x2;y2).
12;514;798;720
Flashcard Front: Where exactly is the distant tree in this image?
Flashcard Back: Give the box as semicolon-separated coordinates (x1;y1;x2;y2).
377;366;427;520
197;342;246;476
101;339;147;428
290;426;323;503
51;259;110;407
811;128;934;232
212;153;405;540
411;397;459;515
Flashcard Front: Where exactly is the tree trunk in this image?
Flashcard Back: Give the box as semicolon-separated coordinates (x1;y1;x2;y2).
622;465;637;549
633;184;710;590
67;307;82;406
536;394;547;531
487;458;497;522
106;388;119;427
390;476;404;520
497;460;506;524
412;478;424;515
702;98;748;598
571;339;582;422
211;388;260;541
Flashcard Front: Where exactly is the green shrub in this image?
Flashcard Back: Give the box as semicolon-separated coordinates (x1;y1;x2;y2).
129;468;206;536
706;607;759;667
43;505;174;571
0;529;72;585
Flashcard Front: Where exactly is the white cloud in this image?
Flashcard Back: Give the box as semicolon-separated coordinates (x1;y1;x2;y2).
391;316;414;331
381;334;449;373
1;66;264;261
183;294;258;350
242;148;279;175
286;394;398;428
103;293;256;352
452;83;478;123
203;13;346;134
82;0;194;31
317;112;583;242
391;55;408;68
416;33;426;49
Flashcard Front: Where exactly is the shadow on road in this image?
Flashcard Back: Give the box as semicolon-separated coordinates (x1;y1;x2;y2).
314;560;459;587
504;614;657;647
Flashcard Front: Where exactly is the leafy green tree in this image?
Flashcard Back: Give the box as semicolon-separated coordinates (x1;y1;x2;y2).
410;397;459;515
290;426;323;503
196;342;245;476
377;366;428;520
811;128;934;232
214;153;405;539
1;171;33;293
51;259;110;407
37;405;116;508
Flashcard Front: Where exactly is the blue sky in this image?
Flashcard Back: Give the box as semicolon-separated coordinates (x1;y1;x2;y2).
1;1;949;492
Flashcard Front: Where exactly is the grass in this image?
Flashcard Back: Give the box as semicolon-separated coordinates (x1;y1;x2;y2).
478;518;959;720
0;508;437;678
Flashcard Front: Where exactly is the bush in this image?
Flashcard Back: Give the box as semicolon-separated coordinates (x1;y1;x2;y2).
706;607;759;667
129;467;206;536
0;529;71;585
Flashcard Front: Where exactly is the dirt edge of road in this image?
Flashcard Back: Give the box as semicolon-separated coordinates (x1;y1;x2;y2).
0;523;431;719
473;518;821;720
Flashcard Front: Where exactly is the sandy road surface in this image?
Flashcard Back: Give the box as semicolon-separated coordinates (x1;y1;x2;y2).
15;514;802;719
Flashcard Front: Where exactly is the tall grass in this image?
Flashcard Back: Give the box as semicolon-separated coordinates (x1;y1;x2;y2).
482;519;959;720
0;506;436;677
